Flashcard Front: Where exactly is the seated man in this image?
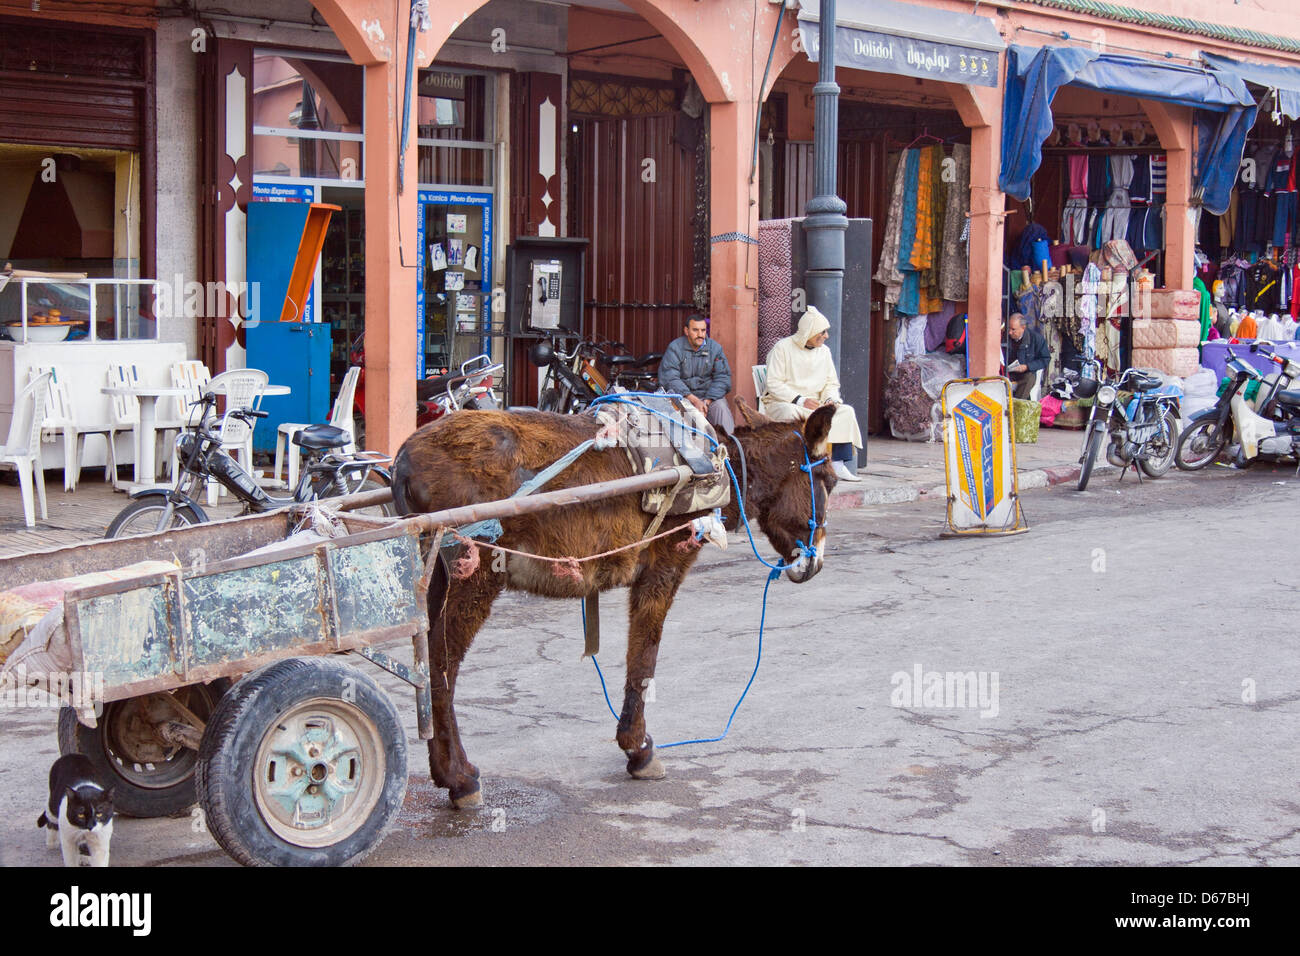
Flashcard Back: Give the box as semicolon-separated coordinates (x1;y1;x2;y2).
658;313;736;435
1005;312;1049;399
761;305;863;482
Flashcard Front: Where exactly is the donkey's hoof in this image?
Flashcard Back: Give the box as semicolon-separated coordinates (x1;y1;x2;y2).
628;755;666;780
449;781;483;809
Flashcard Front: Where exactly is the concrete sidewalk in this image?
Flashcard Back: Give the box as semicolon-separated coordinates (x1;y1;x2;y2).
0;425;1096;557
830;426;1093;510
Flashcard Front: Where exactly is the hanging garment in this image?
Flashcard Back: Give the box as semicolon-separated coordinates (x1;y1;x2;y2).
1128;155;1151;203
1219;189;1238;249
874;150;910;304
896;149;923;316
1068;153;1089;198
1099;154;1135;244
1062;198;1089;244
938;143;971;301
1149;155;1167;199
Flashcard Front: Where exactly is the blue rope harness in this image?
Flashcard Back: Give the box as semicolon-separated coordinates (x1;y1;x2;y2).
584;396;826;748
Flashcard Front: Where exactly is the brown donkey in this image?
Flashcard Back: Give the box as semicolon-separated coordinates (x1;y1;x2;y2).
391;401;837;807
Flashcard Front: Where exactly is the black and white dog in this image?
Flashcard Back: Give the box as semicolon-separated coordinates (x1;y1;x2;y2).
37;754;114;867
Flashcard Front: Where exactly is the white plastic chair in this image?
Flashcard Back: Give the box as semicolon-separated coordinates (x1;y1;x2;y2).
203;368;269;504
1029;368;1044;402
1;372;51;527
273;366;360;491
752;365;769;414
30;365;120;492
106;364;143;490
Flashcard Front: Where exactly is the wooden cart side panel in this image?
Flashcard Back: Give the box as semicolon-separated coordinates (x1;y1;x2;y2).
181;554;328;673
328;532;425;638
70;583;175;690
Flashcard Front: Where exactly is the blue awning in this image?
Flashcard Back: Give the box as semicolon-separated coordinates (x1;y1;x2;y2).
797;0;1004;88
1202;51;1300;121
1000;45;1257;215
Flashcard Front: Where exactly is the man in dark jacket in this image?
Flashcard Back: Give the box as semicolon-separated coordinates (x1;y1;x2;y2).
658;314;735;434
1005;313;1049;399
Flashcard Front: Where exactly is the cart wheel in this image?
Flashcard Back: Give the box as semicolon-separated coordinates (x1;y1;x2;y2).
196;657;407;867
57;680;230;818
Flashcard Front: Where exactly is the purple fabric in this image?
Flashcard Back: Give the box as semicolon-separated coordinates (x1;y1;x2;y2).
1199;339;1300;380
924;301;961;352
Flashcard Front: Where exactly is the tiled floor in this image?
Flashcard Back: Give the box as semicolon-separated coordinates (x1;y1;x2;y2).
0;472;247;558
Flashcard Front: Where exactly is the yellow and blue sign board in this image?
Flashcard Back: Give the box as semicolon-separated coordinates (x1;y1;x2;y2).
941;377;1027;536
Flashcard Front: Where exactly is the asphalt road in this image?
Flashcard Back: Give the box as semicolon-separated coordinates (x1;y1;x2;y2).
2;460;1298;867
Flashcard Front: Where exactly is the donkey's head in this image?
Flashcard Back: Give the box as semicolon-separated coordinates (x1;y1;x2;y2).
734;402;837;583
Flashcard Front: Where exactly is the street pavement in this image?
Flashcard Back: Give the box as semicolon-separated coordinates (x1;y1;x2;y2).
1;457;1297;866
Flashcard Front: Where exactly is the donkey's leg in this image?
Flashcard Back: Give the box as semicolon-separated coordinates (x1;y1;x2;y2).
618;549;694;779
426;551;505;808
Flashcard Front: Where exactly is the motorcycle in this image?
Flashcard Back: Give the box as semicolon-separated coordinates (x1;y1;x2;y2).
349;332;501;442
1175;344;1299;470
1076;360;1181;491
529;330;662;413
106;391;394;538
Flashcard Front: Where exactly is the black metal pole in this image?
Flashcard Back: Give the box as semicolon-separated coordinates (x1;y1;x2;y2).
804;0;850;457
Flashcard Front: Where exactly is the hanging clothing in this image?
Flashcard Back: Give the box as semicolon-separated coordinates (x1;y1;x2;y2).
874;150;909;305
896;149;923;316
938;143;971;301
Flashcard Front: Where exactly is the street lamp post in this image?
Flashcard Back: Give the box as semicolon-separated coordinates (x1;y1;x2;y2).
804;0;848;374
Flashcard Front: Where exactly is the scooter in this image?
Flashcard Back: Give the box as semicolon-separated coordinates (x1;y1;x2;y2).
1180;345;1300;473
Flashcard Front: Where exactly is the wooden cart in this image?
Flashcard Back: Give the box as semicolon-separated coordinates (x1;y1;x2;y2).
0;468;688;866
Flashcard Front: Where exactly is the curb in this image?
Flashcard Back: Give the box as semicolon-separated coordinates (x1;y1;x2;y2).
829;457;1111;509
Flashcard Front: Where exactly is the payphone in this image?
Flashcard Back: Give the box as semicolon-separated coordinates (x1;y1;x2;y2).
530;260;563;330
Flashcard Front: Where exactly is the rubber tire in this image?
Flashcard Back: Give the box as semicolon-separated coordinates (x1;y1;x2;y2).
1138;409;1180;478
105;498;204;538
195;657;407;867
1176;417;1229;471
1077;421;1105;491
57;680;230;817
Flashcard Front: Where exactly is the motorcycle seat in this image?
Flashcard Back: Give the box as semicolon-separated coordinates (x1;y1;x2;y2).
1126;370;1164;392
605;355;640;367
636;352;663;367
1276;388;1300;407
416;372;469;401
292;423;351;450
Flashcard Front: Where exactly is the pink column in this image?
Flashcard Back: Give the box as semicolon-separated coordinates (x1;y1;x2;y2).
709;100;760;406
363;60;420;455
1142;100;1196;291
952;83;1005;378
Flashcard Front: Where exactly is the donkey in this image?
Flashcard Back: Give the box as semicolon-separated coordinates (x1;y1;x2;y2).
391;401;837;807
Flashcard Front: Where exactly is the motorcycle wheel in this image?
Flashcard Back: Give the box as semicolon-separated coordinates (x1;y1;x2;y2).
1175;417;1228;471
1138;409;1180;478
1077;420;1105;491
106;498;205;538
538;387;560;412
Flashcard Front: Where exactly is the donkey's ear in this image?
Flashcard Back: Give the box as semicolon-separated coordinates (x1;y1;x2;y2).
735;398;771;428
803;404;836;459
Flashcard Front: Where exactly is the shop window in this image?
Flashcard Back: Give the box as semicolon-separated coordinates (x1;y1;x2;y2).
418;70;494;187
253;52;364;184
